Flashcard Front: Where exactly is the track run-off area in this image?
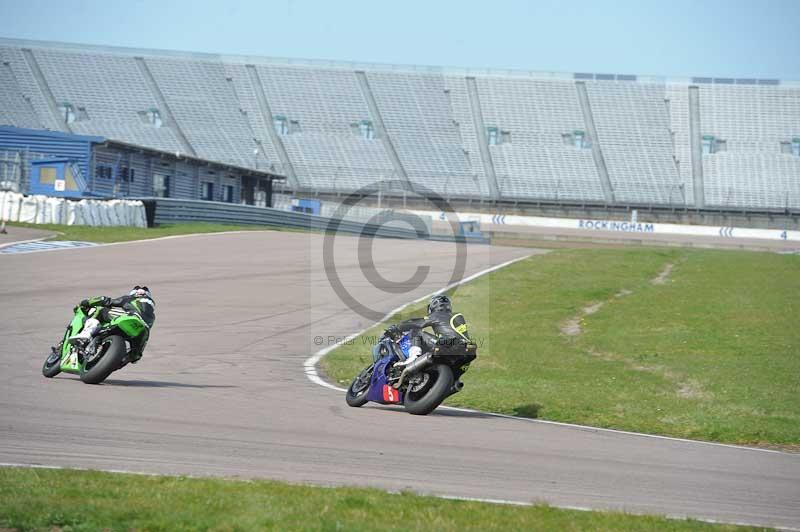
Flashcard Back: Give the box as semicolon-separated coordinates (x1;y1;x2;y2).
0;230;798;529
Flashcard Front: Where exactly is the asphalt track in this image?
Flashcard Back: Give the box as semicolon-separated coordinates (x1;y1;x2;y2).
1;231;799;529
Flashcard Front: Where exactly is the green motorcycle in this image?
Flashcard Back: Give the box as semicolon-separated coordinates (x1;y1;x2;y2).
42;306;148;384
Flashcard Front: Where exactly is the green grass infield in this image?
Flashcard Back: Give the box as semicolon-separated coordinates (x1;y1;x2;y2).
322;248;799;447
0;467;761;531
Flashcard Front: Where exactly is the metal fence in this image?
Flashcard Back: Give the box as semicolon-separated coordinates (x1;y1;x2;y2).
140;197;488;243
0;150;23;192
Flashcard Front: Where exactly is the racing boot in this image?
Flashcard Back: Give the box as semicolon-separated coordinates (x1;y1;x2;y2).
69;317;100;346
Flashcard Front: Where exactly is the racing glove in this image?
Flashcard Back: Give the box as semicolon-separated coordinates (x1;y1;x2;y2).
80;296;110;312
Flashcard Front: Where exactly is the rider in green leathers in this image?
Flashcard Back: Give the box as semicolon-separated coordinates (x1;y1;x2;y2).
69;285;155;363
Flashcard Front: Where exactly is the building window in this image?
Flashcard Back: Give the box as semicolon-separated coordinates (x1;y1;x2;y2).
574;131;586;149
148;109;162;128
138;108;162;127
793;138;800;157
96;165;113;180
501;131;511;144
38;166;57;184
58;102;75;124
224;184;234;203
702;136;727;154
702;135;714;155
358;120;375;139
120;167;136;183
274;115;289;136
153;174;170;198
201;182;215;201
487;127;499;146
562;131;589;149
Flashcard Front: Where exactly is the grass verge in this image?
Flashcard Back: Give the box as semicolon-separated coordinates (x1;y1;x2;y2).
0;467;759;531
321;248;800;446
7;221;278;243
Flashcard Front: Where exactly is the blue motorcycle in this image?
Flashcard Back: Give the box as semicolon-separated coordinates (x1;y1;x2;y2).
345;331;476;415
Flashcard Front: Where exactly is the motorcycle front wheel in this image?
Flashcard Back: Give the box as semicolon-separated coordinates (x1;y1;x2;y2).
345;364;374;407
41;348;62;378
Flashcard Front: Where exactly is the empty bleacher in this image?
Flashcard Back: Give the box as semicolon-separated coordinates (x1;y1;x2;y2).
697;82;800;208
704;152;800;209
475;76;604;201
222;62;283;171
366;71;486;197
0;38;798;210
1;46;64;132
254;64;395;190
34;48;185;153
586;81;687;204
143;57;264;167
0;60;40;129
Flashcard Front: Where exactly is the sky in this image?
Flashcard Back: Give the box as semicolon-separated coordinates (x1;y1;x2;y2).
0;0;799;79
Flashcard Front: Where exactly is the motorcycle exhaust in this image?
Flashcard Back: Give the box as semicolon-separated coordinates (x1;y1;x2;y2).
446;381;464;397
393;354;434;389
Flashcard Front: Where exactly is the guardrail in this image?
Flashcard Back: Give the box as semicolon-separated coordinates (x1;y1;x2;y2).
138;197;489;243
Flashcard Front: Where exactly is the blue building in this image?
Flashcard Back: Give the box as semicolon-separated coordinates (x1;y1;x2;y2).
0;126;284;205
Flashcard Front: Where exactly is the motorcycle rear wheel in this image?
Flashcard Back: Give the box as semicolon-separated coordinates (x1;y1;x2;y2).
80;335;126;384
403;363;454;416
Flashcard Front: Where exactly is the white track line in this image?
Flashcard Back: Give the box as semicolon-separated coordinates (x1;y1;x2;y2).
303;255;795;457
0;229;284;255
2;461;795;531
0;236;51;250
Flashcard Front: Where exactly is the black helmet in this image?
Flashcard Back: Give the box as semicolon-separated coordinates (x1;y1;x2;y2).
428;294;452;314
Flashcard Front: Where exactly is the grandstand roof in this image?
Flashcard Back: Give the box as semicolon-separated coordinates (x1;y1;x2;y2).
2;36;796;86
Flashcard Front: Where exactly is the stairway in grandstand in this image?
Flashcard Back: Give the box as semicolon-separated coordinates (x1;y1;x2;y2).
0;38;798;210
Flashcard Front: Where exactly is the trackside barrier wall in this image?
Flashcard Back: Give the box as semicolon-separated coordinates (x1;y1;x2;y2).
408;209;800;242
142;197;488;243
272;193;436;235
0;191;147;227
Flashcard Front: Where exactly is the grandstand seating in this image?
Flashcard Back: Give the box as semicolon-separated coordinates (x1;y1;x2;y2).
0;60;40;129
366;71;486;197
0;46;63;131
475;76;604;201
586;81;687;204
255;65;395;190
704;152;800;209
144;57;262;166
222;62;282;170
697;83;800;208
0;38;798;210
